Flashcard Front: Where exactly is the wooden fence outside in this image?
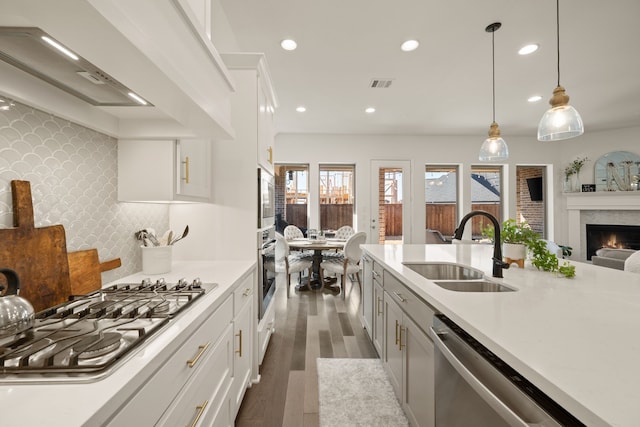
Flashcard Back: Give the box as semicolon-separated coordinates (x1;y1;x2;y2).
286;202;500;237
285;204;354;231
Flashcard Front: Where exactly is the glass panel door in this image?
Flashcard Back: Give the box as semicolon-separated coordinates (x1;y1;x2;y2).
370;160;411;244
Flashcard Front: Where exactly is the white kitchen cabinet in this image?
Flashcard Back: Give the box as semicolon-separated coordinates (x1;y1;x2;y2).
221;53;277;175
258;293;276;364
118;138;212;202
108;294;234;426
383;272;435;427
230;274;254;419
373;278;384;356
362;255;374;335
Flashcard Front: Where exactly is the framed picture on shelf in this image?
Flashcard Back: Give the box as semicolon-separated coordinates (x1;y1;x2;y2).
582;184;596;192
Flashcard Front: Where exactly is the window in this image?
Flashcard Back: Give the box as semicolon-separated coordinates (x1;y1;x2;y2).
425;165;458;238
319;164;355;230
516;166;546;238
275;164;308;230
470;166;503;237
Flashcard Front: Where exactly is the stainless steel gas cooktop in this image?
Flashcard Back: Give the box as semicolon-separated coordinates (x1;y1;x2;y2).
0;278;216;383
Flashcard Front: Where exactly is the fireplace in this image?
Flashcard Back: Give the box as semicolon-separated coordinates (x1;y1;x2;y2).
586;224;640;260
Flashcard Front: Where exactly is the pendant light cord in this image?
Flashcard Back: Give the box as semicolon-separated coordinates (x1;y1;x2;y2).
491;28;496;122
556;0;561;86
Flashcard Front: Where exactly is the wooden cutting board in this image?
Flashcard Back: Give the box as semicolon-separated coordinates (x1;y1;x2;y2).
0;180;72;312
68;249;121;295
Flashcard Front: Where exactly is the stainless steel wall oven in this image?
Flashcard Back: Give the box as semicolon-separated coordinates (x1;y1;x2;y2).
258;227;276;320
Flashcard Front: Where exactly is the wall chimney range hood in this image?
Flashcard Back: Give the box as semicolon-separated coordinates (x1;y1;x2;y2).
0;27;151;107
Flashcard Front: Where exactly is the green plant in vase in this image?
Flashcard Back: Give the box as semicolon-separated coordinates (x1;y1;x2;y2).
482;219;538;268
564;156;589;192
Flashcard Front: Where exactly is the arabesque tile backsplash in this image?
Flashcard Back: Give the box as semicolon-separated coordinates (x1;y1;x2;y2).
0;100;169;283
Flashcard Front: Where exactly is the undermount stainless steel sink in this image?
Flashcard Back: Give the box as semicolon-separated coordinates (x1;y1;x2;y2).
403;262;484;281
433;280;516;292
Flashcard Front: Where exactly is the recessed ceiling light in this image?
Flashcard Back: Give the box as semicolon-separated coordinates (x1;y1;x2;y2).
400;40;419;52
281;39;297;51
528;95;543;103
296;106;306;112
365;107;376;114
518;44;539;55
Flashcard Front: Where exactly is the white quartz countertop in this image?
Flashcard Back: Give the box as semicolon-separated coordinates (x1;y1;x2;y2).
362;244;640;427
0;260;255;426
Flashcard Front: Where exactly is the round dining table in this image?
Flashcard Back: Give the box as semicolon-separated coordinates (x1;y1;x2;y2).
287;238;346;291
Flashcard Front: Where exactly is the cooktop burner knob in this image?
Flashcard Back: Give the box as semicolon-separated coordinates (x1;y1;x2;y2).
192;278;203;289
177;278;188;289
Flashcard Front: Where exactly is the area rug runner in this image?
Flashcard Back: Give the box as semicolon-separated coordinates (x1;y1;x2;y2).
316;358;409;427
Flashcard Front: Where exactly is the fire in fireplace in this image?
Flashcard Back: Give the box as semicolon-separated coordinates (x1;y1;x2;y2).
586;224;640;260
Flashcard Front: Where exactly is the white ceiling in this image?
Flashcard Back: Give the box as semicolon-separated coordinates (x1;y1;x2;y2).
219;0;640;138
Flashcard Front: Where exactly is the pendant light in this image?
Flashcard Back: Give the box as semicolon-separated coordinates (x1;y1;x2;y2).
479;22;508;162
537;0;584;141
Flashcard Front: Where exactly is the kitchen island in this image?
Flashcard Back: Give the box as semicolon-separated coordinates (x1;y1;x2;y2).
362;244;640;426
0;260;255;426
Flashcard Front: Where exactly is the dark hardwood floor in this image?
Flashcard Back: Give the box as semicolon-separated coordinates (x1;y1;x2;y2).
235;274;378;426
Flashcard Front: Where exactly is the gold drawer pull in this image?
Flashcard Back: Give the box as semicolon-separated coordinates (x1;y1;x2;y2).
186;399;208;427
395;319;399;346
182;156;190;183
393;291;407;303
235;329;243;357
186;342;210;368
242;288;252;297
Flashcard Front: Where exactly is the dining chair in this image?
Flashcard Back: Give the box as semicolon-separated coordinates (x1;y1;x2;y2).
284;225;313;258
276;234;313;298
319;231;367;299
284;225;305;240
322;225;355;259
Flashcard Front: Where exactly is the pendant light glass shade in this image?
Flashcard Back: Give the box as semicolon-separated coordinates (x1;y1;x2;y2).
537;86;584;141
537;0;584;141
479;22;508;161
479;122;509;161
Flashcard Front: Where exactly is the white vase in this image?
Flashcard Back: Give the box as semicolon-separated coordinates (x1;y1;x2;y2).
503;243;526;268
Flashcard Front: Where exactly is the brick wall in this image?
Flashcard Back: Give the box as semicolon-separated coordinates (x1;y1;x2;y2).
516;167;544;236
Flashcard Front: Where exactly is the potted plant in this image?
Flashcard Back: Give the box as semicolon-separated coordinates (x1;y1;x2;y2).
482;219;538;267
482;219;576;278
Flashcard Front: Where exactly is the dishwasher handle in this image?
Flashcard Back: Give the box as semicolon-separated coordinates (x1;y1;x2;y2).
431;327;535;427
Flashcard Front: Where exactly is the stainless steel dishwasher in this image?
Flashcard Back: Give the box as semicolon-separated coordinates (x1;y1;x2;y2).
431;315;585;426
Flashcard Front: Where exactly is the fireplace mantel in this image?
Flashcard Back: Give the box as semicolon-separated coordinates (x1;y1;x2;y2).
565;192;640;260
565;191;640;210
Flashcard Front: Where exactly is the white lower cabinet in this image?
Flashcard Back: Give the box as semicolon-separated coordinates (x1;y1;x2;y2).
107;270;256;426
230;275;254;419
383;272;435;427
362;255;374;334
373;273;384;356
156;325;234;426
108;295;234;426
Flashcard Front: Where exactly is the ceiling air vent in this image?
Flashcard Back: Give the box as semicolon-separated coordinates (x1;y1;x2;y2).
369;78;393;88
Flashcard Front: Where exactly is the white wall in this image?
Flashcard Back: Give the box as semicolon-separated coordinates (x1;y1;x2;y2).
275;125;640;250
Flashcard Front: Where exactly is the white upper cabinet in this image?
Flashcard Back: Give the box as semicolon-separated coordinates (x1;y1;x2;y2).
221;53;277;174
118;139;212;202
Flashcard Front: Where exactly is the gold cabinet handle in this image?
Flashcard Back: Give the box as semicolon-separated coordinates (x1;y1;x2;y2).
182;156;190;183
399;326;406;350
235;329;243;357
242;288;252;297
393;291;407;303
377;296;383;315
394;319;399;346
186;342;210;368
187;400;208;427
267;146;273;164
